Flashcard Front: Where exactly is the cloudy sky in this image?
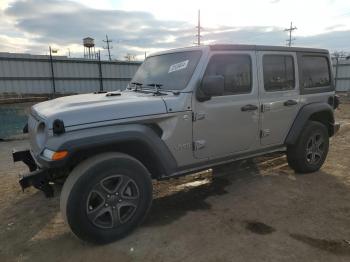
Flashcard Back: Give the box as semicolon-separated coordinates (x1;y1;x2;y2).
0;0;349;60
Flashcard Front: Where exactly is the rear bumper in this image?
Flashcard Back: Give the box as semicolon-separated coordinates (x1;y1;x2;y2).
12;149;53;197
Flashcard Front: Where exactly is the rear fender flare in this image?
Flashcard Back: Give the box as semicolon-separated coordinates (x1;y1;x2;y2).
285;103;334;145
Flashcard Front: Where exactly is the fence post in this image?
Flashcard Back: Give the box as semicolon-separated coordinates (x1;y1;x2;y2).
334;57;340;92
49;46;56;98
98;50;104;92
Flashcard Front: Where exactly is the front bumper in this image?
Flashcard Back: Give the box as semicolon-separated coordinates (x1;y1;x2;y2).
12;149;53;197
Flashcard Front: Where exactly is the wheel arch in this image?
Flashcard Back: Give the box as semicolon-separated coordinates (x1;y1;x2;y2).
54;124;178;179
285;103;335;145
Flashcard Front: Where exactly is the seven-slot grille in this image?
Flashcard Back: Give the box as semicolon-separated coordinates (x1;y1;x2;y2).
28;113;39;133
28;113;44;155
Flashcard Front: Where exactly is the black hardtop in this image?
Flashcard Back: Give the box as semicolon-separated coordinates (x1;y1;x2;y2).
209;44;328;54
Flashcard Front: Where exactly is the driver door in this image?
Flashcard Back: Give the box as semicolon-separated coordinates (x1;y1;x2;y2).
192;51;260;160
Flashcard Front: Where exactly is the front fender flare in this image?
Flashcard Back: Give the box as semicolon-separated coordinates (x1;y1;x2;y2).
38;124;178;177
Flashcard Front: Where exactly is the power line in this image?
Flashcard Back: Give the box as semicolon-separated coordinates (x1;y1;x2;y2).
103;34;113;61
284;22;297;47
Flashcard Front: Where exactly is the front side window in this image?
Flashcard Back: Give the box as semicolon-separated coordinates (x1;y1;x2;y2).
301;56;330;88
263;55;295;91
131;51;202;91
204;54;252;95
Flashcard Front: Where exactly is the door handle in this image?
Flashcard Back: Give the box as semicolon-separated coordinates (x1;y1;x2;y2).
241;104;258;112
284;100;298;106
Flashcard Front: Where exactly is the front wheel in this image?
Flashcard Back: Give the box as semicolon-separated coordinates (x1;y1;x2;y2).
60;152;153;244
287;121;329;173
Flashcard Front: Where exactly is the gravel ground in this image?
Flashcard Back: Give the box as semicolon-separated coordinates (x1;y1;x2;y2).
0;104;349;262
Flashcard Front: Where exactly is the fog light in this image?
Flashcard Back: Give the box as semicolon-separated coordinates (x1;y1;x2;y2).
43;149;68;160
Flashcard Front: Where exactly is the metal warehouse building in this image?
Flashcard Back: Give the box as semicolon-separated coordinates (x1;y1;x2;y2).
334;60;350;92
0;52;141;97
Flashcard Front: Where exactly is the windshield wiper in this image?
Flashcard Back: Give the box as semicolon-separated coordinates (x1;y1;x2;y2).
130;81;143;91
146;83;181;95
147;83;163;95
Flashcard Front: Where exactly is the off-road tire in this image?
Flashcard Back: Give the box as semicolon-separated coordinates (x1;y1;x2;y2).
60;152;153;244
287;121;329;173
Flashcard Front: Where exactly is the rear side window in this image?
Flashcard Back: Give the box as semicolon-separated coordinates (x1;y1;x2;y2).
204;54;252;95
263;55;295;91
301;56;330;88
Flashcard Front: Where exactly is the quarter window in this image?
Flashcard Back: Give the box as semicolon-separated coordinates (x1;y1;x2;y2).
301;56;330;88
263;55;295;91
204;54;252;95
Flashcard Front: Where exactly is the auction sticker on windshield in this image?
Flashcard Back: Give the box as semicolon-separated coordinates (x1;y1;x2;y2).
168;60;189;73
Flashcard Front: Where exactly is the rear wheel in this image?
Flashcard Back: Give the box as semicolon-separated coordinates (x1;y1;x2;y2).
60;152;153;244
287;121;329;173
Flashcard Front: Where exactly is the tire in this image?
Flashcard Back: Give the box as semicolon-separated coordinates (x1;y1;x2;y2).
60;152;153;244
287;121;329;173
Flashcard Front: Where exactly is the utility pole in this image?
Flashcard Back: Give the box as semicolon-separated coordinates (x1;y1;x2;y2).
49;46;56;98
196;9;202;46
103;34;113;61
284;22;297;47
97;50;103;92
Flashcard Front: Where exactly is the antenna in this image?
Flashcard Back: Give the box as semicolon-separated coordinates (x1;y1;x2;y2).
103;34;113;61
195;9;202;46
284;22;297;47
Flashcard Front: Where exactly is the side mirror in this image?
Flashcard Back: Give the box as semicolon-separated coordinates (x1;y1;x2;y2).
197;75;224;101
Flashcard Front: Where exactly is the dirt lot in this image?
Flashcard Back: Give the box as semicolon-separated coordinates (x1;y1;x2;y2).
0;104;350;262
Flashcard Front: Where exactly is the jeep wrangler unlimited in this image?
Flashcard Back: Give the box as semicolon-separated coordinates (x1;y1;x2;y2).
13;45;339;244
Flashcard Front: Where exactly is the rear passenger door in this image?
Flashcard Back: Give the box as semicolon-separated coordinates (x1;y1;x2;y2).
258;52;301;146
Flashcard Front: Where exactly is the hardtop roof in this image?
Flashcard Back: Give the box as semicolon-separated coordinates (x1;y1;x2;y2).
149;44;329;57
210;44;328;53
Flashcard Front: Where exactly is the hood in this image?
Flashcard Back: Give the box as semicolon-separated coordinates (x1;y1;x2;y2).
32;91;167;128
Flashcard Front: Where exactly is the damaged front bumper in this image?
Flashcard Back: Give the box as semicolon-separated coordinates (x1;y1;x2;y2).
12;149;54;197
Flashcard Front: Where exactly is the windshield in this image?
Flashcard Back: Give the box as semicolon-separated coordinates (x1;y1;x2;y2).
131;50;202;91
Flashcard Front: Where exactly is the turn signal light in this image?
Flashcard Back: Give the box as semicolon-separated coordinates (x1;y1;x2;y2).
43;149;68;160
52;151;68;160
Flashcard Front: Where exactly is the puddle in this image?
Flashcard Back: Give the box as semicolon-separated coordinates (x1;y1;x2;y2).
143;177;231;227
245;221;276;235
290;234;350;256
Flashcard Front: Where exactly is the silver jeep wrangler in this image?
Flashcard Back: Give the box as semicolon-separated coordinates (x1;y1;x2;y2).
13;44;340;244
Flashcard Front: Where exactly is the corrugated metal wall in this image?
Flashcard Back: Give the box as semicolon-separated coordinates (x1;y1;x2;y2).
0;52;141;97
333;61;350;92
2;52;348;94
